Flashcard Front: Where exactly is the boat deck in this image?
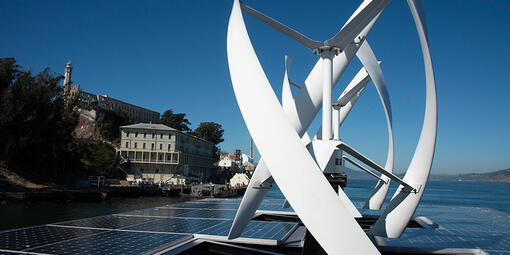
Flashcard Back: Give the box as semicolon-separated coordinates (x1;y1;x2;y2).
0;198;508;254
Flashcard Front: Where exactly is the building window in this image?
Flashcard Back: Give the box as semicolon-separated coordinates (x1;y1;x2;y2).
143;143;146;149
152;133;155;139
155;169;159;173
134;142;137;148
159;155;162;161
144;133;146;138
151;143;154;150
168;144;171;151
125;142;129;148
160;134;163;139
168;134;171;139
135;132;138;137
160;144;162;150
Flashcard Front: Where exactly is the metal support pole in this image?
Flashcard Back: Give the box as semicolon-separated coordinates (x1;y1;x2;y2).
321;50;335;140
333;105;340;140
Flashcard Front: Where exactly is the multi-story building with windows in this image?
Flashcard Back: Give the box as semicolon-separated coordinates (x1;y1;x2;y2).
63;61;160;123
117;123;217;183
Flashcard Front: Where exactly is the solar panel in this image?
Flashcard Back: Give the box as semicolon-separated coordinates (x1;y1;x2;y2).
119;207;237;219
54;215;157;229
197;220;297;240
119;207;186;218
29;231;189;255
126;217;227;234
166;202;241;210
446;229;510;251
0;225;102;251
384;229;473;249
172;208;238;219
0;197;508;254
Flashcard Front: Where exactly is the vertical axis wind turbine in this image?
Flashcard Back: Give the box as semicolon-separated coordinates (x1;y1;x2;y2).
226;0;437;253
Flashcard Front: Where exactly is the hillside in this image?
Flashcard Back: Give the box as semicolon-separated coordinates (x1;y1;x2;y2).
345;166;510;183
430;168;510;182
344;167;377;180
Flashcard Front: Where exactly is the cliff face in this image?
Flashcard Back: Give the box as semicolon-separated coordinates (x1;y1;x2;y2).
72;109;103;141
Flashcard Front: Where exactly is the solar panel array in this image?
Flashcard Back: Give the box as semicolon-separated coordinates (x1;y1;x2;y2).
0;197;509;254
384;205;510;255
0;198;297;254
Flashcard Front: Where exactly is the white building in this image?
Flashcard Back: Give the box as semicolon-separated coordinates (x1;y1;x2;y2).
63;61;160;123
118;123;217;182
218;156;239;169
241;154;255;173
218;153;255;174
230;173;250;188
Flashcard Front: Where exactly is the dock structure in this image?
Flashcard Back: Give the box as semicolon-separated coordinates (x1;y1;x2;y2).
0;198;508;254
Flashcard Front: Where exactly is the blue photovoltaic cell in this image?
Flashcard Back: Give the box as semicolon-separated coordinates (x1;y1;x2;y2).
127;217;227;234
384;229;473;249
173;208;238;219
435;220;510;233
166;202;241;210
55;215;157;229
446;229;510;251
1;197;509;254
29;231;189;255
120;207;186;218
121;207;236;219
198;220;297;240
0;225;102;251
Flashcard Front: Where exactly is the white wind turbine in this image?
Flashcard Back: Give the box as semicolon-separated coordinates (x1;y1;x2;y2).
226;0;437;253
229;0;395;238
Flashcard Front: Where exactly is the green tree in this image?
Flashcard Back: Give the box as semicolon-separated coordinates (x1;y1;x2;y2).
160;109;191;132
191;122;224;145
98;108;133;143
89;142;123;178
0;58;78;183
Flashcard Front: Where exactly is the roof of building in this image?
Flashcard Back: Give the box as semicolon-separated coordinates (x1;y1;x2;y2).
120;123;177;131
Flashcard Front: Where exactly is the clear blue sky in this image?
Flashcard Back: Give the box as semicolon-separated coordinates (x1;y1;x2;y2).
1;1;509;174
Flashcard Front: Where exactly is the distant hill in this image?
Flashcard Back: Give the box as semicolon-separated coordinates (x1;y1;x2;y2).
429;168;510;182
345;166;510;183
344;167;376;180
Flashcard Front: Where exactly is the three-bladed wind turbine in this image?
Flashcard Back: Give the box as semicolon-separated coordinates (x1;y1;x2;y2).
241;0;389;141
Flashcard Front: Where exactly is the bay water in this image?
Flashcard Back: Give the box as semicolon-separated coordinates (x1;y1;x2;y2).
1;180;509;231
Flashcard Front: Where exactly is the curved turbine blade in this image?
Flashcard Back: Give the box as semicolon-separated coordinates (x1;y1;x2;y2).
228;159;273;239
356;41;394;210
370;0;437;238
240;3;323;51
226;1;379;253
325;0;390;49
229;7;384;240
338;183;363;218
282;55;293;113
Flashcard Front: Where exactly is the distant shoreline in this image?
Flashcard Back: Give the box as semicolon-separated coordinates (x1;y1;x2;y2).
345;167;510;183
